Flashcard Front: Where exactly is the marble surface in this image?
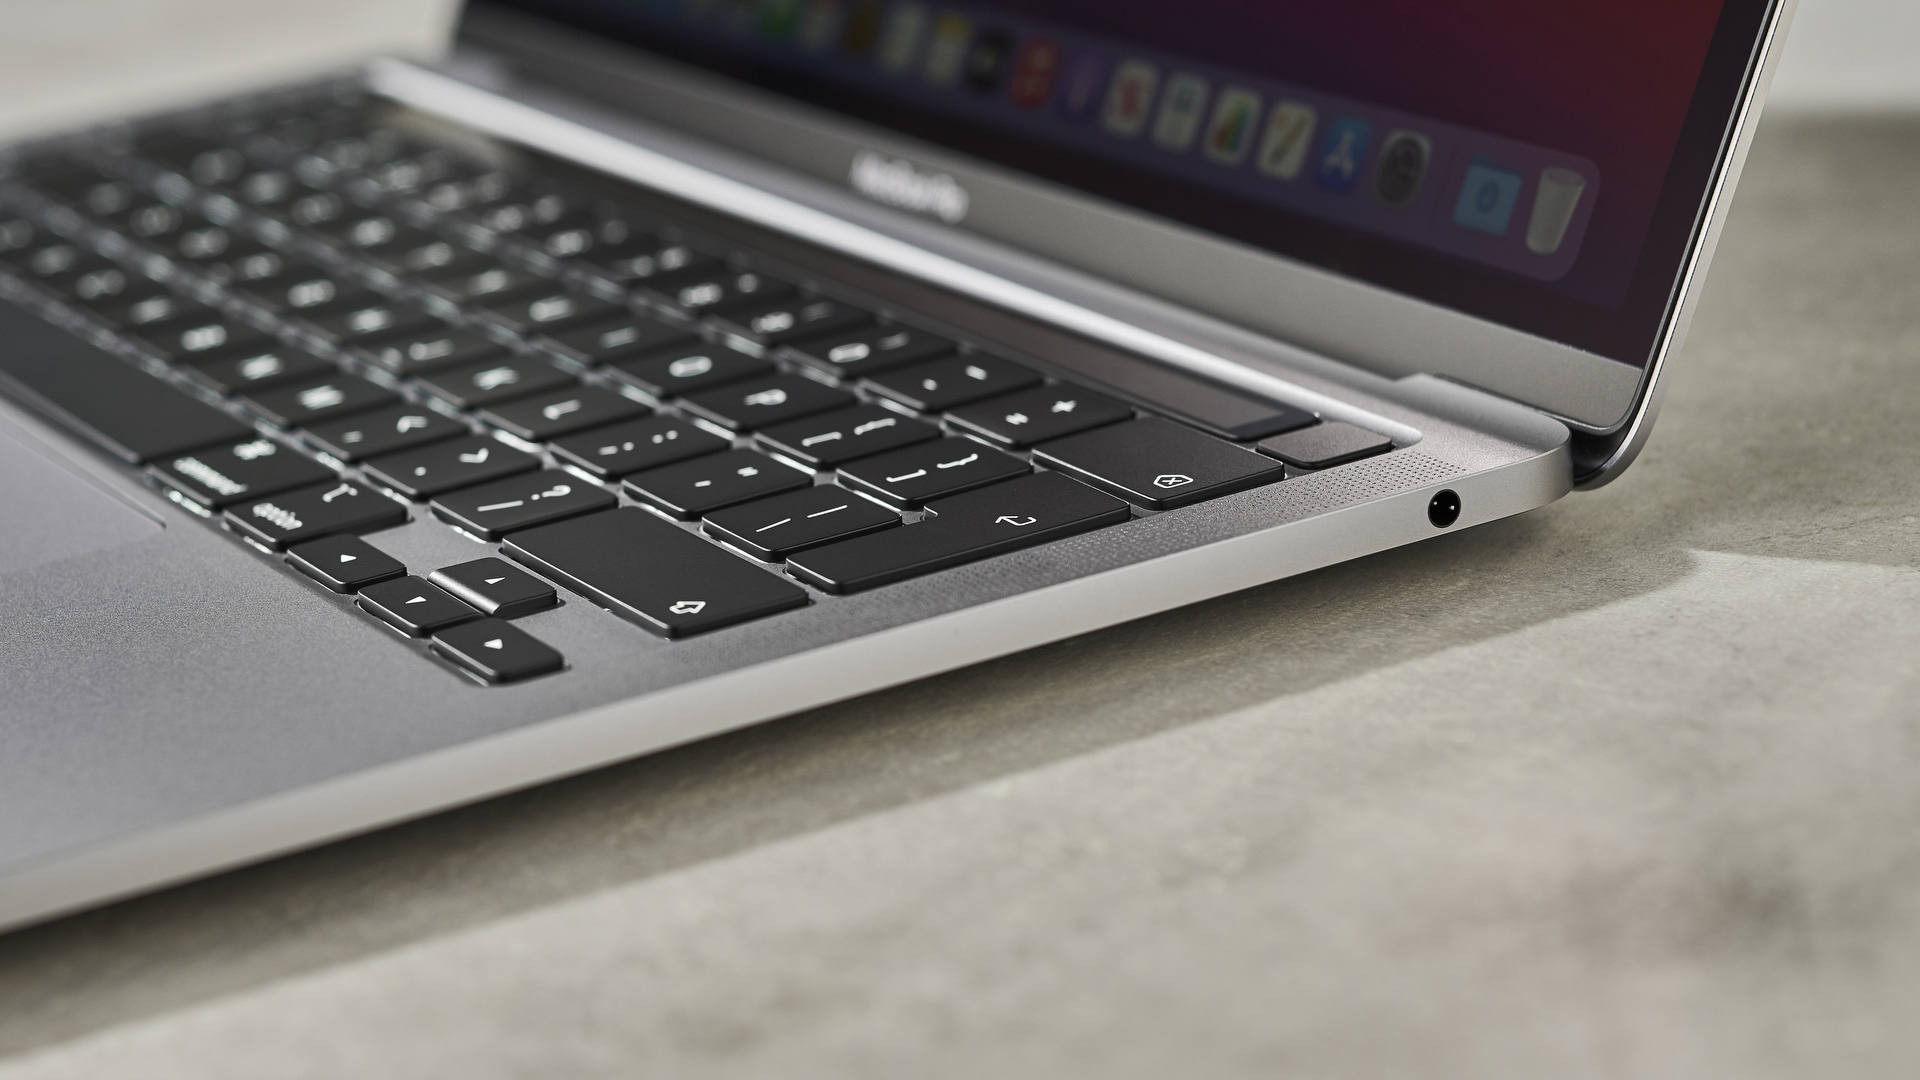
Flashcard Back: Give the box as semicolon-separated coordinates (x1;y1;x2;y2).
0;112;1917;1079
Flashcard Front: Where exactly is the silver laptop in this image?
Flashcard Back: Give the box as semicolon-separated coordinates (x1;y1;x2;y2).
0;0;1796;929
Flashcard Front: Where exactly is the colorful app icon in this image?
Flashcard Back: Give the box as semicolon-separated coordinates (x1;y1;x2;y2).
1526;167;1588;254
1452;156;1523;236
1372;130;1431;207
1057;51;1110;122
1202;88;1262;165
964;29;1013;94
1101;60;1159;138
876;3;928;74
1152;73;1210;152
839;0;883;59
1314;118;1372;193
796;0;844;54
1254;101;1317;181
922;12;971;85
1008;39;1063;110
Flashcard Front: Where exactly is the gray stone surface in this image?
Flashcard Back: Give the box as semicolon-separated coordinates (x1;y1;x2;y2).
1;114;1918;1079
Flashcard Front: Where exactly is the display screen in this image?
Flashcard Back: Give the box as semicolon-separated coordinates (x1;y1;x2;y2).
482;0;1772;365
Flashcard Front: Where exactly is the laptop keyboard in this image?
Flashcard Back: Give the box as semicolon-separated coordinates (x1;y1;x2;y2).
0;89;1374;685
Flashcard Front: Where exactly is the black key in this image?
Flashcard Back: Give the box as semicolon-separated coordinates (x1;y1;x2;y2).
537;316;695;366
358;327;506;376
232;169;299;209
0;300;250;463
357;576;480;637
389;239;492;280
646;269;792;314
946;384;1133;448
428;557;557;618
506;508;808;638
242;373;398;427
528;216;643;261
605;340;773;398
93;292;212;330
424;265;550;306
431;619;564;683
480;291;627;337
218;249;298;291
224;477;409;549
470;194;574;236
706;296;869;346
1256;421;1391;468
478;385;648;442
754;405;939;467
301;403;466;461
788;471;1130;594
363;434;540;499
415;356;574;409
286;534;407;593
111;202;189;241
317;215;432;259
679;374;855;431
549;415;728;479
835;437;1030;508
13;243;99;283
863;355;1040;412
582;243;723;286
1032;417;1289;510
782;325;955;378
246;274;374;314
44;262;145;304
169;224;248;265
287;192;350;229
301;299;438;345
703;485;899;560
622;448;810;519
149;434;336;509
0;217;41;257
127;318;274;363
182;341;336;396
430;469;616;540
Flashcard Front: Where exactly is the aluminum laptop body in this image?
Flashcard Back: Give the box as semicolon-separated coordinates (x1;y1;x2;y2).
0;0;1797;929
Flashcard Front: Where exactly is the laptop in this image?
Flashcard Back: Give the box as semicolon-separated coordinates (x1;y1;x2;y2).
0;0;1796;929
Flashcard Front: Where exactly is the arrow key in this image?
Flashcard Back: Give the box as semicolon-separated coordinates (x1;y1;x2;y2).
285;533;406;593
357;576;482;636
429;556;557;617
431;619;564;684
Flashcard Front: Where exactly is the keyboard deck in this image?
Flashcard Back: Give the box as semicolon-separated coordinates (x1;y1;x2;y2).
0;84;1396;686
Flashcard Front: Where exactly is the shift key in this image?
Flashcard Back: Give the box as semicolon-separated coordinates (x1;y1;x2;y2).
505;507;807;638
787;471;1130;594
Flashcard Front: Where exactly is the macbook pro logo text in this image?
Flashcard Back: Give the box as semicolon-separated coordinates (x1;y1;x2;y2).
849;152;970;224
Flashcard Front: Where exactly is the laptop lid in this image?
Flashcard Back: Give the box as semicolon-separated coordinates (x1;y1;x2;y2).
454;2;1786;479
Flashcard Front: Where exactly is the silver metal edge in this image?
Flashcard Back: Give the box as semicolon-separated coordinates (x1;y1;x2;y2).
364;58;1428;447
0;438;1569;932
1572;0;1799;489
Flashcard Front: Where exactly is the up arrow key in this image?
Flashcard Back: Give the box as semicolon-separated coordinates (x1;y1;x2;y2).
483;638;505;650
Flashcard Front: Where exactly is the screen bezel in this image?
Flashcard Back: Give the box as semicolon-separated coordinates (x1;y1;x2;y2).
454;0;1792;458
